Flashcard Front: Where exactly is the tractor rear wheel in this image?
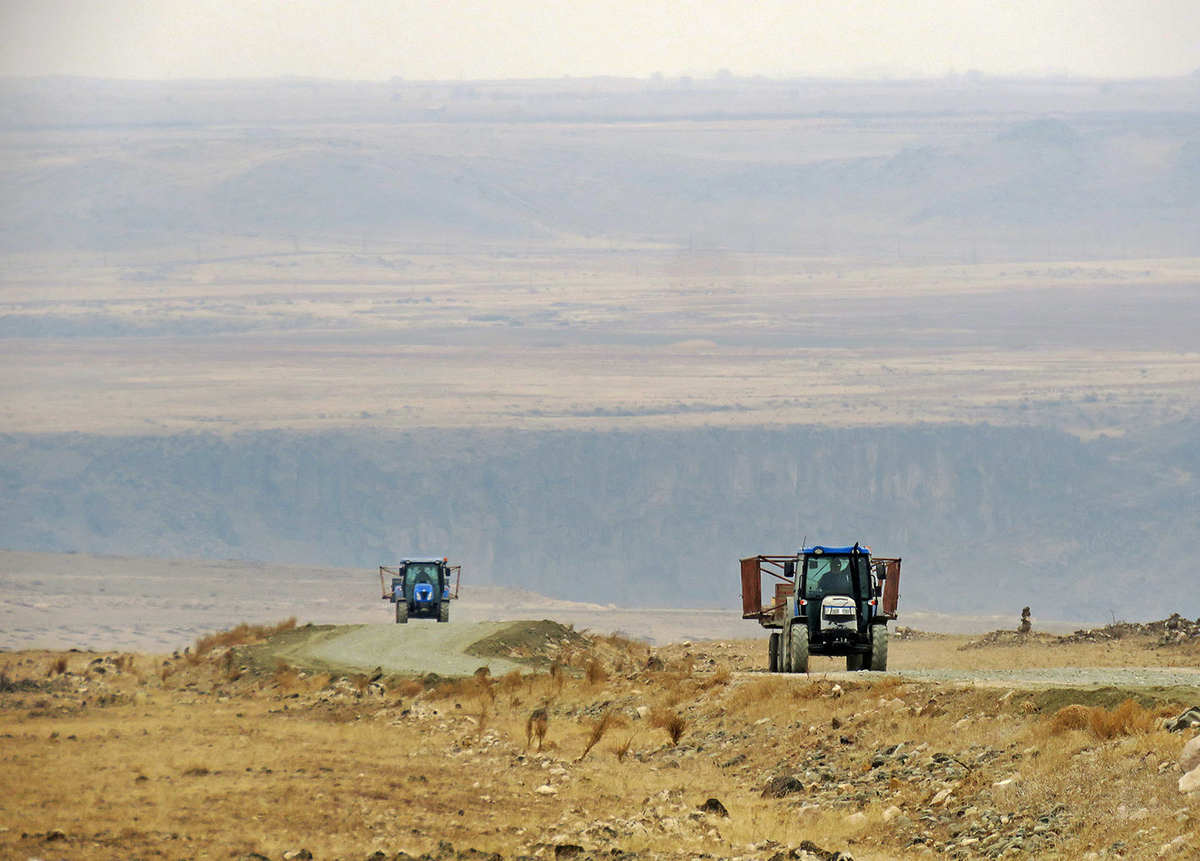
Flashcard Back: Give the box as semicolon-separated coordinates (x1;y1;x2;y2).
438;600;450;623
846;653;864;671
768;632;780;672
789;623;809;674
869;623;889;671
395;602;408;624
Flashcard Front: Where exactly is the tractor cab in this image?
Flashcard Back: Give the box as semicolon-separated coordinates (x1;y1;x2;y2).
798;544;877;643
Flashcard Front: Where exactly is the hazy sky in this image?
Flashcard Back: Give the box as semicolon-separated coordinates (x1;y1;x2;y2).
2;0;1198;81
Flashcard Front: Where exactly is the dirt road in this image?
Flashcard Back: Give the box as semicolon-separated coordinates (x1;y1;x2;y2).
244;620;578;676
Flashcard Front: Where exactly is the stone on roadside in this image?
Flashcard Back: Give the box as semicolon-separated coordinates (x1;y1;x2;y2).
1179;736;1200;774
761;775;804;798
1179;766;1200;794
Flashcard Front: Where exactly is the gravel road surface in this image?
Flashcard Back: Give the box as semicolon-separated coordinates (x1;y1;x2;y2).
259;621;528;676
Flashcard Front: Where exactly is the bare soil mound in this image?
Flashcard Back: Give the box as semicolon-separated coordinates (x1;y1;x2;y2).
465;619;588;665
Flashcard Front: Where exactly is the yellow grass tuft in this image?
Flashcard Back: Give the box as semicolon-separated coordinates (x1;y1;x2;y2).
585;658;609;687
650;708;688;746
193;617;298;659
1047;699;1157;740
577;709;625;761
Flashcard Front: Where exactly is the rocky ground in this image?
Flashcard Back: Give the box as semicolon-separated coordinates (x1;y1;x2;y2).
3;622;1200;860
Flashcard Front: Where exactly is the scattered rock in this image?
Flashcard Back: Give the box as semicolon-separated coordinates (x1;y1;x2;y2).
282;851;313;861
698;797;729;817
535;784;558;796
761;775;805;798
1180;736;1200;773
1179;766;1200;794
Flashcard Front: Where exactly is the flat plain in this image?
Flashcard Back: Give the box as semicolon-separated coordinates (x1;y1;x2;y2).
4;251;1199;438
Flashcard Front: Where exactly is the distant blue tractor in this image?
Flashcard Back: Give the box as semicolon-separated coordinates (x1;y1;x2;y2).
742;543;902;672
380;558;460;623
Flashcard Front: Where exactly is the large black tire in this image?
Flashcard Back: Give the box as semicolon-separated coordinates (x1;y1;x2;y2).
846;653;865;671
780;624;793;673
768;632;780;673
789;622;809;674
869;623;889;671
437;600;450;623
395;602;408;624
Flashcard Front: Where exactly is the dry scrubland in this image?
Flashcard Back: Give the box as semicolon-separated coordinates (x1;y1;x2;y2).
3;624;1200;861
3;252;1199;438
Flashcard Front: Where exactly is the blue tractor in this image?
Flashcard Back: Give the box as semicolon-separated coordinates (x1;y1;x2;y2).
380;558;460;623
741;543;901;672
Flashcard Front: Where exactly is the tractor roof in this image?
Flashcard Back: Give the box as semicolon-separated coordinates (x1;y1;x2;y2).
800;544;871;556
399;557;447;564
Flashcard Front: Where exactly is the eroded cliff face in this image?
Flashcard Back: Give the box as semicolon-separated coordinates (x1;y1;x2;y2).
3;423;1196;619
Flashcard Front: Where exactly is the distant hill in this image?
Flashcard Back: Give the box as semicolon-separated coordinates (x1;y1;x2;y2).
3;422;1197;622
2;77;1199;260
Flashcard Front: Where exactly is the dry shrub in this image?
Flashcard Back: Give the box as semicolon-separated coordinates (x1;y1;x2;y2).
726;677;785;711
351;674;371;694
193;617;298;658
526;706;550;751
585;658;609;687
651;708;688;746
1090;699;1156;740
48;656;68;677
476;702;491;742
158;664;174;685
392;678;425;699
273;660;299;692
1049;704;1093;734
867;675;906;697
612;733;636;762
1048;700;1156;740
577;709;625;761
695;665;732;690
499;669;523;704
549;662;565;696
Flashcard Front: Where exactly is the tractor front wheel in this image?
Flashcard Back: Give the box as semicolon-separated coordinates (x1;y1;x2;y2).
846;653;864;671
768;632;780;672
438;600;450;623
395;602;408;624
789;623;809;674
869;623;889;671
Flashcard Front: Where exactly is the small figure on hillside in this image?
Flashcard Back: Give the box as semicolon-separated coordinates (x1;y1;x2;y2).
1018;607;1032;635
526;706;549;751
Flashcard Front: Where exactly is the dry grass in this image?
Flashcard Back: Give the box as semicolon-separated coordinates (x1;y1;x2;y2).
584;658;609;687
193;617;298;659
577;709;624;762
1049;699;1159;740
2;631;1198;861
650;708;689;746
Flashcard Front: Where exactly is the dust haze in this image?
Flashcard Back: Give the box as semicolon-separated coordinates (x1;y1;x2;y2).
2;74;1200;634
